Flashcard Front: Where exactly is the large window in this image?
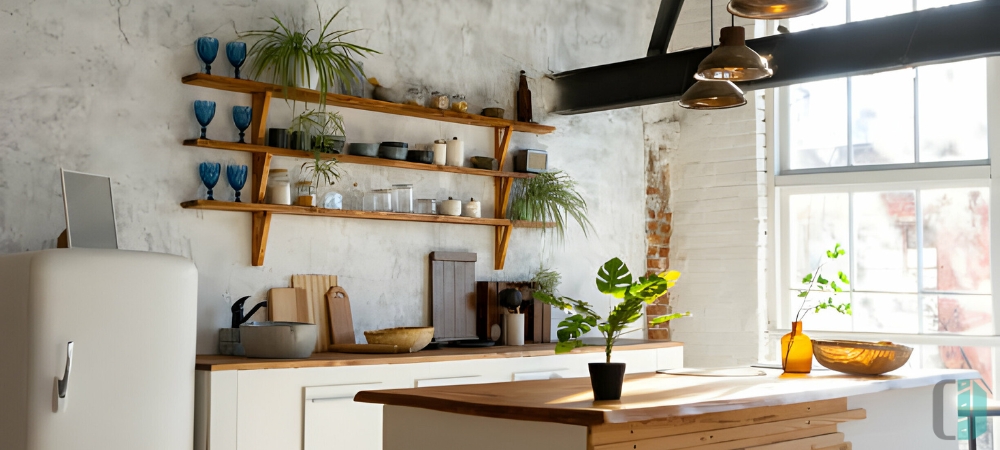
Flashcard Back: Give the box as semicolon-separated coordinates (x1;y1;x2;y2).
768;0;998;392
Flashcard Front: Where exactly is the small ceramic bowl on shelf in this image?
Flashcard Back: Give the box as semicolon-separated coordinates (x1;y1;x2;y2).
347;143;379;157
406;150;434;164
378;142;408;160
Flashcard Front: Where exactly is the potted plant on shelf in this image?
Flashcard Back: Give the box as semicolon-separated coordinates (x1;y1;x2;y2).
531;265;561;297
243;7;379;104
507;170;593;241
783;243;853;374
291;110;347;154
534;258;689;401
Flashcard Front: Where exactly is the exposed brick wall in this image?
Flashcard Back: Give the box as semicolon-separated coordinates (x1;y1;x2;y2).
642;104;681;340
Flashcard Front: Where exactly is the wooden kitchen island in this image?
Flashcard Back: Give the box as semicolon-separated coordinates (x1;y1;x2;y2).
356;368;978;450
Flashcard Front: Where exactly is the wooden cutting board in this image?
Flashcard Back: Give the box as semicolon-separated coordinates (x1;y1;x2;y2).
268;287;311;323
291;275;338;353
326;286;355;345
328;343;404;354
430;252;477;342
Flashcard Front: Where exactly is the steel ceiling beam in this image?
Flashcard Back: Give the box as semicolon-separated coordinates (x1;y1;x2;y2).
550;1;1000;115
647;0;686;56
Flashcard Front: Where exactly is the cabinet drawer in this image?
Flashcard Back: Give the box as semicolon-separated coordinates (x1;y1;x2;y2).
303;381;408;450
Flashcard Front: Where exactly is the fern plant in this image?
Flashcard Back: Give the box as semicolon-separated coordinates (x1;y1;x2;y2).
531;265;561;297
508;170;593;241
243;7;379;106
534;258;689;363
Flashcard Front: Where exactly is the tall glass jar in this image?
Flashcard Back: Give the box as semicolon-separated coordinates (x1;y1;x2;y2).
392;184;413;213
266;169;291;205
372;189;393;212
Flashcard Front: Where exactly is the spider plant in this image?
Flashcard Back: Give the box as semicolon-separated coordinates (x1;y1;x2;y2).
243;7;379;105
301;157;341;189
531;265;561;297
508;170;593;241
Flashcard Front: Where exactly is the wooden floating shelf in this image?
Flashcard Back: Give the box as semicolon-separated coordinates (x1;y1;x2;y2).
182;73;556;135
184;139;535;179
182;200;512;227
512;221;556;229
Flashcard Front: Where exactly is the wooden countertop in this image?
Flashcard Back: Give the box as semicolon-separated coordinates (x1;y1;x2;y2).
354;368;978;426
195;340;682;371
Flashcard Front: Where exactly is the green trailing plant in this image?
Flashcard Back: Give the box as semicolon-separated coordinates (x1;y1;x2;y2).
243;7;379;106
534;257;690;363
291;109;346;152
531;265;561;298
507;170;593;241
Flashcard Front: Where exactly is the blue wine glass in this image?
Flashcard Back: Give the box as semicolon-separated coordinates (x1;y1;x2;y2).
196;37;219;75
226;164;248;203
232;106;252;143
194;100;216;139
199;162;222;201
226;42;247;79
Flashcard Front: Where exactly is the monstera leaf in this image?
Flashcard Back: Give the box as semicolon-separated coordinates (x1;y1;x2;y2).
596;258;632;298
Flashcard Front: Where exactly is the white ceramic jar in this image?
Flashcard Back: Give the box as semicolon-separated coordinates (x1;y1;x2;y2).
462;198;481;218
440;197;462;216
266;169;291;205
431;139;447;165
445;137;464;167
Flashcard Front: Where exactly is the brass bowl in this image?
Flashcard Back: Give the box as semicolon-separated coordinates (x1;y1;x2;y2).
364;327;434;352
812;339;913;376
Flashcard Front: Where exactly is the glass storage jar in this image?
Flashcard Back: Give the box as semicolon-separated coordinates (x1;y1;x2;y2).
266;169;291;205
295;181;316;207
392;184;413;213
371;189;393;212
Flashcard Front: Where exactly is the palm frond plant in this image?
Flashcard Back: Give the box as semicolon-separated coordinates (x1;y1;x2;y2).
507;170;593;241
243;6;379;106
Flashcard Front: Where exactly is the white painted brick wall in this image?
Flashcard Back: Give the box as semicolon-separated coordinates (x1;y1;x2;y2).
658;1;769;367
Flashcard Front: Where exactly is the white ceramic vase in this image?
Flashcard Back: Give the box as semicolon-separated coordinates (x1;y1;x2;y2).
505;313;525;346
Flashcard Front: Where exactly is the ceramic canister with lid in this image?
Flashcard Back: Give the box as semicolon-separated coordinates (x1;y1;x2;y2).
431;139;447;165
445;137;464;167
440;197;462;216
462;198;481;218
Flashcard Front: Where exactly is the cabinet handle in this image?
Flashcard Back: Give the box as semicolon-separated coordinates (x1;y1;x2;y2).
512;369;568;381
306;381;382;402
310;396;356;403
57;342;74;399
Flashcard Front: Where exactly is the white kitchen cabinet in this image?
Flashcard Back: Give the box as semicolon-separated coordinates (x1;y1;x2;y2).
195;344;682;450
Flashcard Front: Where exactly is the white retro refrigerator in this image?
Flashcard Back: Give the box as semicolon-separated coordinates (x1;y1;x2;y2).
0;249;198;449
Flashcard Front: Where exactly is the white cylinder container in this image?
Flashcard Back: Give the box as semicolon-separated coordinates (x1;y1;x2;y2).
505;313;525;346
462;198;481;218
432;139;447;165
440;197;462;216
445;137;464;167
266;169;291;205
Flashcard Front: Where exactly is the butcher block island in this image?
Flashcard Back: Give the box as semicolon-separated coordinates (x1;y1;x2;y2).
356;368;978;450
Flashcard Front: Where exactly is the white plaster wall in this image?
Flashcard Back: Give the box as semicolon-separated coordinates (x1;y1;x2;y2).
0;0;659;353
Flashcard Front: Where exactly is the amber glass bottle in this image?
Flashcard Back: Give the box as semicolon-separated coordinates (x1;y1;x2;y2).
781;321;813;373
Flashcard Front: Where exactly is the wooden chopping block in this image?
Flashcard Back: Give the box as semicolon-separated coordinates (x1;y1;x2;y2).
291;275;338;353
326;286;356;345
268;287;311;323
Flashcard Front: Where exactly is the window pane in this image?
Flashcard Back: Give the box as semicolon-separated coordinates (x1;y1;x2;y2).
854;191;918;292
918;60;988;162
788;79;848;169
851;69;916;165
914;345;994;393
788;0;846;31
853;293;919;333
922;188;990;293
850;0;912;21
788;193;850;284
924;295;993;335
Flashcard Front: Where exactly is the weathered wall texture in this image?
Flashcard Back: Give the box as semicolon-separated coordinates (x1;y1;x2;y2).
0;0;660;353
643;2;769;365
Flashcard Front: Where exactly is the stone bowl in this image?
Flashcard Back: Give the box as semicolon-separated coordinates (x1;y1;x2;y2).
812;339;912;375
240;322;317;359
364;327;434;353
378;142;409;160
347;143;379;157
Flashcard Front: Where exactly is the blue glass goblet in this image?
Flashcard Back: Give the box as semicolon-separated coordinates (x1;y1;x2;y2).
232;106;252;143
196;37;219;75
199;162;222;201
226;42;247;79
194;100;216;140
227;164;249;202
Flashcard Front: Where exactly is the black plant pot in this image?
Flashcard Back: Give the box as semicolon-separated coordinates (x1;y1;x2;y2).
588;362;626;401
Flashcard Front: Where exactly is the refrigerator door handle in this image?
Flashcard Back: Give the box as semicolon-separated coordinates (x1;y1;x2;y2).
57;341;74;399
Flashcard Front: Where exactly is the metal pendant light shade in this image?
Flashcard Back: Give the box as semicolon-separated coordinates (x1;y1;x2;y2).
695;26;773;82
678;80;747;110
727;0;828;20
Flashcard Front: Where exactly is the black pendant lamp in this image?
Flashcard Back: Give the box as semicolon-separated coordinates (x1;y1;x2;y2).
680;0;747;110
694;26;772;82
727;0;827;20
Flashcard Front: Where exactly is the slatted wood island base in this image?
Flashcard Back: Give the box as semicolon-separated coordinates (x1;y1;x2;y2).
355;369;979;450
